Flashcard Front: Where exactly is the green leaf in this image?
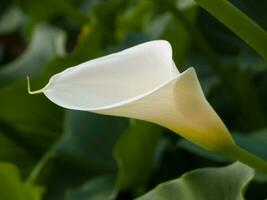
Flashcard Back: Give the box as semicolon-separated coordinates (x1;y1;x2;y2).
137;162;254;200
0;24;66;86
0;129;35;177
43;111;128;199
0;79;63;156
114;120;162;192
64;118;162;200
55;111;128;173
0;162;44;200
194;0;267;61
66;175;115;200
0;78;63;179
44;111;129;198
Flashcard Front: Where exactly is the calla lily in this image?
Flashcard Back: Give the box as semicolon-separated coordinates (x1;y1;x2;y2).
28;40;234;152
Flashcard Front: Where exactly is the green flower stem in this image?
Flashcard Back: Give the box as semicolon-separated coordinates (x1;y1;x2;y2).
195;0;267;61
224;145;267;174
26;149;56;184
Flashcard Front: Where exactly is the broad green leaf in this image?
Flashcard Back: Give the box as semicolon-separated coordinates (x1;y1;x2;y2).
0;24;66;86
64;120;162;199
0;78;63;179
66;175;115;200
43;114;127;199
55;111;128;173
114;120;162;192
37;158;96;200
0;162;44;200
0;79;63;155
0;129;35;177
137;162;254;200
43;112;127;199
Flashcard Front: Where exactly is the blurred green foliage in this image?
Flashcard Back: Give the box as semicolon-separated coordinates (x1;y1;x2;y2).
0;0;267;199
137;162;254;200
0;162;44;200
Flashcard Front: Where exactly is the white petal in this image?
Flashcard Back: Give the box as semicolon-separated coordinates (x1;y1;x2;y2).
95;68;234;151
38;40;234;151
43;40;179;110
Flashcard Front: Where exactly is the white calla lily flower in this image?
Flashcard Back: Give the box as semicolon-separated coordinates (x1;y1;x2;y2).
28;40;235;152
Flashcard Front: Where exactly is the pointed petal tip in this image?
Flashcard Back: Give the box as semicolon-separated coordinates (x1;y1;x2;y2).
26;76;46;95
178;67;197;81
185;66;196;73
